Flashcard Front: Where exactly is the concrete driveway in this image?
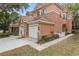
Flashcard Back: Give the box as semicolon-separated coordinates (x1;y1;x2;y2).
0;34;73;53
0;36;30;53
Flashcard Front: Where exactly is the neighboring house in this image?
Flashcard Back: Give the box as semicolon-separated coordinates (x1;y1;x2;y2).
10;3;72;40
9;16;28;37
18;16;29;37
9;20;19;34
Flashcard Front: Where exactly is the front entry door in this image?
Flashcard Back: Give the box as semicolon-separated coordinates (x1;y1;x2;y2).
62;24;67;32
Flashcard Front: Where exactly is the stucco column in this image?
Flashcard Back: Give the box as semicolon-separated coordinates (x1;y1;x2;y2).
67;12;72;33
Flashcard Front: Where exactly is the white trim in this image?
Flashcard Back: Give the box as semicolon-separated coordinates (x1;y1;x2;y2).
28;19;54;24
29;23;38;27
45;10;60;15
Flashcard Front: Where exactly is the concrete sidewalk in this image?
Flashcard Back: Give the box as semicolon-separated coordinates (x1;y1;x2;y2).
0;34;73;53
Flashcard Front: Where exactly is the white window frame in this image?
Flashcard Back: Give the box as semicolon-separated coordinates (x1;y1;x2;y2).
60;13;67;19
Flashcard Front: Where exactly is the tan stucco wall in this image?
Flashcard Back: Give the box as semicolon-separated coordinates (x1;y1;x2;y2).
44;4;63;14
28;3;72;37
45;11;67;33
24;23;28;37
66;19;72;33
38;23;54;36
28;4;63;19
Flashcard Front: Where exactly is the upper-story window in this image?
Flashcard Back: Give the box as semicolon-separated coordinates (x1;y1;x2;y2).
40;8;44;15
37;11;40;16
60;13;67;19
36;8;44;16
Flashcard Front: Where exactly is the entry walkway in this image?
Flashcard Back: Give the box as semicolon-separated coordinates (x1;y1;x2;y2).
0;34;73;53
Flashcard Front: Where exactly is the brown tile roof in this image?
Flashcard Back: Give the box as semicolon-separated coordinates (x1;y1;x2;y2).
33;4;52;13
9;23;19;27
19;16;29;22
29;15;53;22
10;16;29;27
28;3;65;16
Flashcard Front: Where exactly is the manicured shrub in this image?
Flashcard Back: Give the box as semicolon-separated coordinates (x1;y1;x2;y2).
71;29;79;34
12;32;19;36
65;33;70;35
37;34;59;44
72;30;77;33
51;34;59;39
0;32;11;38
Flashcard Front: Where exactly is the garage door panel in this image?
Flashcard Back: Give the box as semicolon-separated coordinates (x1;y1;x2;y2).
29;26;38;38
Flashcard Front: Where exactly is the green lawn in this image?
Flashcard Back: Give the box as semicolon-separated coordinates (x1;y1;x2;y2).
0;32;11;38
0;33;79;56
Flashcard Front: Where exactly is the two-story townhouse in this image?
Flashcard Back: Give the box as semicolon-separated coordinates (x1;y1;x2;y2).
10;3;72;40
27;3;72;39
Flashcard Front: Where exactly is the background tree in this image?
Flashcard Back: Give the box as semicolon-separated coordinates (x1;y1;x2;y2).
0;12;19;33
68;3;79;29
0;12;11;33
0;3;29;33
26;11;30;15
10;12;19;23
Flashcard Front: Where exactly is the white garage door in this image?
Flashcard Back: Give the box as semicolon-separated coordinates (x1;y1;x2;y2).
29;26;38;38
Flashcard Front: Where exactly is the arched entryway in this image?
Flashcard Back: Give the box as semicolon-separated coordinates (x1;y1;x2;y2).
19;23;28;38
19;25;25;37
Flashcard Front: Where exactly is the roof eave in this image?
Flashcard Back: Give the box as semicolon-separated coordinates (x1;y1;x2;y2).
28;19;54;25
